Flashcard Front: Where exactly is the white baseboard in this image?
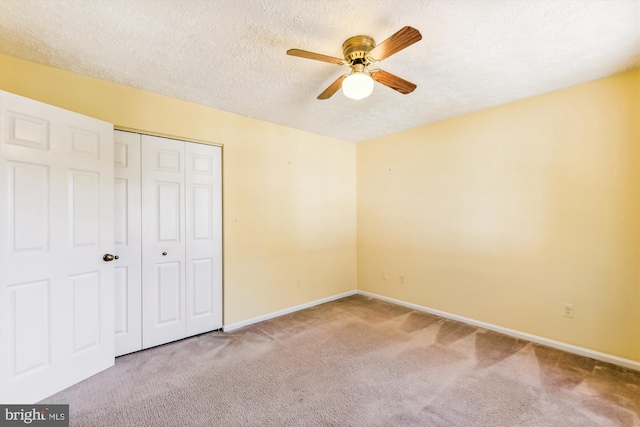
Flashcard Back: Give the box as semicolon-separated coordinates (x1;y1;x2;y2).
358;290;640;372
223;290;358;332
222;288;640;371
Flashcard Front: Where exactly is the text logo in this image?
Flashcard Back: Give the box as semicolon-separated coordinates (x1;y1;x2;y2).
1;405;68;426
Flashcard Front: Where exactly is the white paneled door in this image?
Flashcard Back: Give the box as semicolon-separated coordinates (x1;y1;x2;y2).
0;91;115;403
113;131;142;356
185;142;222;336
141;135;187;348
141;135;222;349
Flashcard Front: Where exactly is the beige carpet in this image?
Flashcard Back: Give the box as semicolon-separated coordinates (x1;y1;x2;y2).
42;295;640;426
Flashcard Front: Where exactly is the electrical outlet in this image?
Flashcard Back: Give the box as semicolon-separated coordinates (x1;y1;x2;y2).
562;303;574;318
381;271;387;280
399;274;406;284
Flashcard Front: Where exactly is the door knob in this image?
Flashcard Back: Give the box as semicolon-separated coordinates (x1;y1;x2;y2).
103;254;115;262
162;252;167;256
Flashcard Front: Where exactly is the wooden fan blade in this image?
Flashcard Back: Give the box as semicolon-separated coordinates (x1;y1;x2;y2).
371;69;417;94
318;75;347;99
368;26;422;61
287;49;345;65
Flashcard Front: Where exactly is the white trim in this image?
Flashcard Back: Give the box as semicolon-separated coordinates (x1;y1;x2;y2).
223;290;358;332
358;290;640;372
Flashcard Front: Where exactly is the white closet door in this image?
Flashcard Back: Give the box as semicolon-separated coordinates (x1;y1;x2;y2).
185;143;222;335
141;135;186;348
0;91;114;403
113;131;142;356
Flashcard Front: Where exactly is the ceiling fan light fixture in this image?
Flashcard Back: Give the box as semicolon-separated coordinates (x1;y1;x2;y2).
342;70;374;100
287;26;421;100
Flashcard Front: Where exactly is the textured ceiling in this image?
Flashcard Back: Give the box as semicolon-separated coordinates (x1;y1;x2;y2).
0;0;638;143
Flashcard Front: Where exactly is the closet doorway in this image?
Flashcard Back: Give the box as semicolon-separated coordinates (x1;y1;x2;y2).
114;130;222;356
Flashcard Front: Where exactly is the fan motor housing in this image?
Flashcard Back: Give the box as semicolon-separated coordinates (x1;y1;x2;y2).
342;35;376;63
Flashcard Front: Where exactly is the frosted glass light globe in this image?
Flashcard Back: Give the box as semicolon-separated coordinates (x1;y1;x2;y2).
342;72;374;100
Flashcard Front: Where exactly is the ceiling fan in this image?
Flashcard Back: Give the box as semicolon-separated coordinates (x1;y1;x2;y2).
287;26;422;100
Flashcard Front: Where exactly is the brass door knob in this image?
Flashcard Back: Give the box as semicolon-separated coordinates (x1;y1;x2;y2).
103;254;115;262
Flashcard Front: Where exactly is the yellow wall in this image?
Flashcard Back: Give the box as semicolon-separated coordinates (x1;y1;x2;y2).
0;54;357;324
357;69;640;361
